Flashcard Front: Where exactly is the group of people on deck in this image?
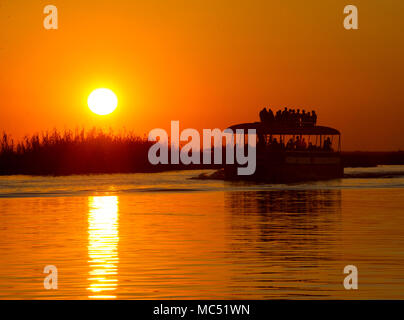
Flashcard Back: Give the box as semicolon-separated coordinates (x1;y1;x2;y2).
257;106;334;152
261;136;333;152
259;107;317;127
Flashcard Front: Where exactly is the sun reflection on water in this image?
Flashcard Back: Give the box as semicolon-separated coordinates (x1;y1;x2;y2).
87;196;119;299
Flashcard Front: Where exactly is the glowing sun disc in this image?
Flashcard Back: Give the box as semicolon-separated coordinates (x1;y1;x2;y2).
88;88;118;115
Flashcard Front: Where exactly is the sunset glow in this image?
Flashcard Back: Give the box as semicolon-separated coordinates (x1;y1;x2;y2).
1;1;404;303
1;1;404;150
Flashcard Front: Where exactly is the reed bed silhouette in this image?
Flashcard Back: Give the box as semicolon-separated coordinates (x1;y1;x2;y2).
0;128;157;175
1;128;403;176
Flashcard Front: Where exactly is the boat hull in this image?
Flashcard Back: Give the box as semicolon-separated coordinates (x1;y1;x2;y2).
224;151;343;183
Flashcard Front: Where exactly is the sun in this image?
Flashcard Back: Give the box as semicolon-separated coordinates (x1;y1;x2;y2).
88;88;118;115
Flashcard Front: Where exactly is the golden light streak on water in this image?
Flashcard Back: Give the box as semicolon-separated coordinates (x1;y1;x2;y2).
87;196;119;299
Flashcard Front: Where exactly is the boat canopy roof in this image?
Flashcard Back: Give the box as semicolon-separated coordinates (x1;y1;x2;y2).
227;122;340;135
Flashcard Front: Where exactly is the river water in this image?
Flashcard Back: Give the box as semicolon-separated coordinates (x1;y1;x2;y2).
0;165;403;299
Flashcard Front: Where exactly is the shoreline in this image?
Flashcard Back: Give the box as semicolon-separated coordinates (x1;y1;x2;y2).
0;151;403;177
341;151;404;167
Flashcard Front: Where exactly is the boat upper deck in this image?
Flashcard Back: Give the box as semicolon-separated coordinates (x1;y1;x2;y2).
228;122;340;136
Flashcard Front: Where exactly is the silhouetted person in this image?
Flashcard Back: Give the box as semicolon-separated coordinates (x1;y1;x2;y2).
323;137;332;151
301;138;307;149
286;137;295;150
301;110;309;127
257;133;266;149
281;107;289;125
259;107;268;123
295;136;301;150
275;110;282;122
267;108;275;124
311;110;317;126
289;109;296;127
296;109;302;127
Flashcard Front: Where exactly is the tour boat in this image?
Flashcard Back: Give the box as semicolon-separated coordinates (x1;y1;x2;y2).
224;122;343;182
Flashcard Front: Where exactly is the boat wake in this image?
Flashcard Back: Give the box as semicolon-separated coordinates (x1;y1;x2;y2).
1;166;404;198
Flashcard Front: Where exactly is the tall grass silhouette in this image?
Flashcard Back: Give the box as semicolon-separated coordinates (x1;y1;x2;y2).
2;128;403;176
0;128;156;175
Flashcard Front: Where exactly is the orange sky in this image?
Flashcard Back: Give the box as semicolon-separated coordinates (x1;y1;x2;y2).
0;0;403;150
